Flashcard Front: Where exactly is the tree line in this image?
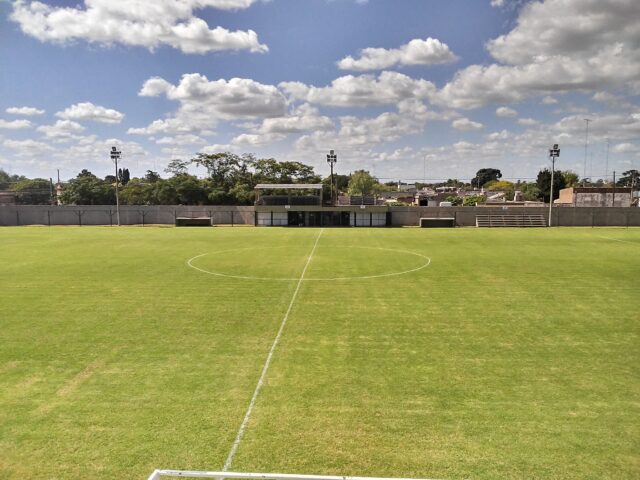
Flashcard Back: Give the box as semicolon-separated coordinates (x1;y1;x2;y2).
1;153;637;205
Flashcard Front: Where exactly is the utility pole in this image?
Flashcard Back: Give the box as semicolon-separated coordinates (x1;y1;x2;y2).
548;144;560;227
583;118;591;186
110;146;122;226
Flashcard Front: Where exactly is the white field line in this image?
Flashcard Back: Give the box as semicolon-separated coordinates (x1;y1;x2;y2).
597;235;639;246
187;246;431;282
222;228;324;471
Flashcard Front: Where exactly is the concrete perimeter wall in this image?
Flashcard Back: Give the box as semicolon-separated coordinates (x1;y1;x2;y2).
0;205;254;226
389;206;640;227
2;204;639;227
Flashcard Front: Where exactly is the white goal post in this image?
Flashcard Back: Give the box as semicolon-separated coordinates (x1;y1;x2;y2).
147;471;440;480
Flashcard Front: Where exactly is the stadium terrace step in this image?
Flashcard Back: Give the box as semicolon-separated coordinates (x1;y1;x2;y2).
476;214;547;227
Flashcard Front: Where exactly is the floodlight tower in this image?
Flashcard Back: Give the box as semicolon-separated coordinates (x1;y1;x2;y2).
326;149;337;205
548;143;560;227
110;146;122;226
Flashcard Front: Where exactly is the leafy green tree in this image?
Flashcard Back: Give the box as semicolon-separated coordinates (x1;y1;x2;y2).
536;168;567;203
561;170;580;187
168;174;206;205
145;170;161;183
444;195;463;206
0;169;25;190
10;178;52;204
347;170;381;196
120;178;156;205
471;168;502;188
165;159;189;176
463;194;485;206
61;170;115;205
484;180;516;197
520;182;542;201
617;169;639;187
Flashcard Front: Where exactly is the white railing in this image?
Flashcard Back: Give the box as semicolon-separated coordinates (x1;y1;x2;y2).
148;471;440;480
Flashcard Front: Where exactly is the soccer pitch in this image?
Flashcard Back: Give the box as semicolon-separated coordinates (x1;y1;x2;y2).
0;226;638;479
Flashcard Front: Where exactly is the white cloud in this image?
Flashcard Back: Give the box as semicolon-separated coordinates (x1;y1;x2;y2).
612;142;639;153
496;106;518;117
6;106;45;116
10;0;267;54
131;74;288;137
0;119;33;129
3;138;54;156
517;117;539;126
141;74;287;118
37;120;85;140
434;0;640;109
155;134;207;146
280;71;436;107
542;96;559;104
452;118;483;131
56;102;124;124
337;37;457;71
295;99;430;154
257;104;334;135
231;132;286;146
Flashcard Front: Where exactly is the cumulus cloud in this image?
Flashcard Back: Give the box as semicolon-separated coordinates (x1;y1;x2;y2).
56;102;124;124
131;74;288;138
337;37;457;71
3;138;54;156
295;99;430;153
517;118;539;126
280;71;436;107
612;142;639;153
155;134;207;146
434;0;640;109
37;120;85;139
496;106;518;117
10;0;267;54
452;118;483;131
0;119;33;129
6;106;45;116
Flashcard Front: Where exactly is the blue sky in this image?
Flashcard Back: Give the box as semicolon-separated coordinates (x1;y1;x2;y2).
0;0;638;183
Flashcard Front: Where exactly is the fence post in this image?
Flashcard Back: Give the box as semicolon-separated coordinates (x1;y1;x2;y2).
16;210;19;226
231;211;234;227
47;210;51;227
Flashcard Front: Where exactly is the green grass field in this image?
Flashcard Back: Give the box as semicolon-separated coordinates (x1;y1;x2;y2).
0;226;638;479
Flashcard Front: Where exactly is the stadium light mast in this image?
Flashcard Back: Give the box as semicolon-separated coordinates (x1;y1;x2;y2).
327;149;337;205
110;146;122;226
548;143;560;227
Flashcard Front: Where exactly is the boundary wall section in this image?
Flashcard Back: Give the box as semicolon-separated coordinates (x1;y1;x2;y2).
390;206;640;227
0;205;254;226
1;205;639;227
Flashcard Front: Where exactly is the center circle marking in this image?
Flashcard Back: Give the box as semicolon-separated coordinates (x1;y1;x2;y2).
187;246;431;281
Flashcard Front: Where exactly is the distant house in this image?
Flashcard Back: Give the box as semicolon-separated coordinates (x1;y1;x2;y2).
556;187;632;207
0;191;17;205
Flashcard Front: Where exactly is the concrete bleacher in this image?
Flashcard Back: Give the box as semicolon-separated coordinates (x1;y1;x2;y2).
476;214;546;227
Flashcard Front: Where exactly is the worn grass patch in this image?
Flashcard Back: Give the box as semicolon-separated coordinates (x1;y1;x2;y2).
0;226;638;479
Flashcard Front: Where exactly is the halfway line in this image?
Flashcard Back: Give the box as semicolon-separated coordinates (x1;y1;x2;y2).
222;228;324;471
